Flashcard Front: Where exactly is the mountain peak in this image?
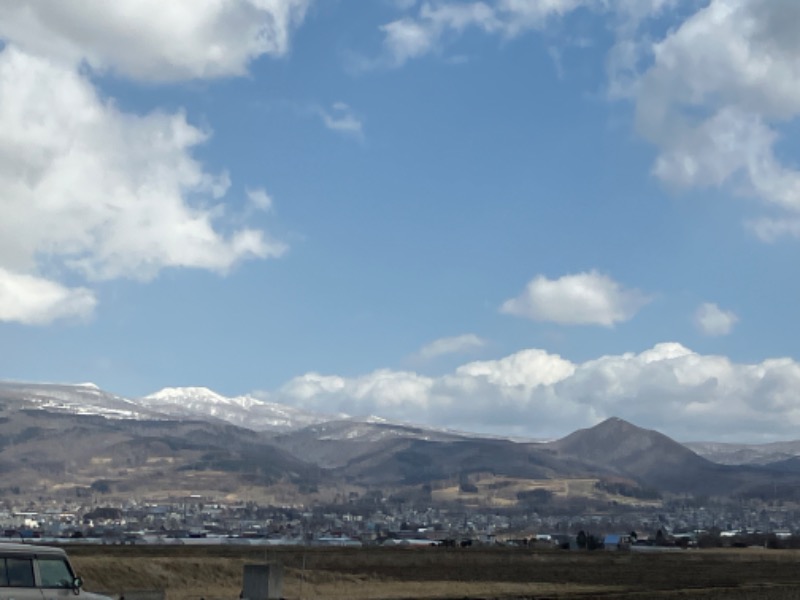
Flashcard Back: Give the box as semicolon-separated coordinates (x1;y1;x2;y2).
139;386;339;432
145;386;225;401
555;417;679;455
550;415;711;492
593;416;639;431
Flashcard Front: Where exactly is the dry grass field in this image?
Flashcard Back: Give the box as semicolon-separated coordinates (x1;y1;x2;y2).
428;476;661;509
66;544;800;600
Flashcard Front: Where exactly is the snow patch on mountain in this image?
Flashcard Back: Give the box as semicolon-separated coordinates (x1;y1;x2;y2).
685;440;800;465
140;386;343;432
0;381;165;420
144;386;261;410
0;380;347;433
301;419;467;443
0;380;535;441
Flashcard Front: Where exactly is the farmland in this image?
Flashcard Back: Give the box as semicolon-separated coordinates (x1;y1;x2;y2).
67;544;800;599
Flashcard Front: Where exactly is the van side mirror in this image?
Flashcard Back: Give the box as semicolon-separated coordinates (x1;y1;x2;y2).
73;577;83;595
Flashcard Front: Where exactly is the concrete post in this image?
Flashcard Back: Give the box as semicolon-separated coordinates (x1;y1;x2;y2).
242;564;283;600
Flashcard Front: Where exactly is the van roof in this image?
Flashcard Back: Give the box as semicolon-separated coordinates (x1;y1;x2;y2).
0;543;67;556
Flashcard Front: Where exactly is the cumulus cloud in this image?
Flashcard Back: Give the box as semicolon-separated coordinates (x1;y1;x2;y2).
0;2;304;325
377;1;800;240
617;0;800;236
500;271;651;326
0;268;96;325
280;369;435;416
273;343;800;442
0;48;284;283
0;0;310;81
694;302;738;336
416;334;486;360
455;348;574;387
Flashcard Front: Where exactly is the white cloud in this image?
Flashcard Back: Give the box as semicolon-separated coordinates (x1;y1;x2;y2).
376;0;601;67
280;369;435;415
500;271;651;326
497;0;586;37
247;188;274;212
0;47;285;282
318;102;364;138
748;217;800;242
376;0;681;68
455;348;574;387
618;0;800;235
0;268;96;325
379;2;502;67
694;302;738;336
0;46;286;324
0;1;309;325
376;1;800;240
416;334;486;360
275;343;800;442
0;0;310;81
381;18;438;65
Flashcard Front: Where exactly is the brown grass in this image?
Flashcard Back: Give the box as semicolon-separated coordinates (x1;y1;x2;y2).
67;545;800;600
430;476;661;509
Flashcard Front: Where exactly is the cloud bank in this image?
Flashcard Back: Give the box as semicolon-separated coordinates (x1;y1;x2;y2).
269;343;800;443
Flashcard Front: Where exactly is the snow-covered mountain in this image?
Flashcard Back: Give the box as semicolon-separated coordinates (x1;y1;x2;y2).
685;440;800;465
299;418;468;443
139;386;341;432
0;380;164;420
0;380;412;435
11;381;800;459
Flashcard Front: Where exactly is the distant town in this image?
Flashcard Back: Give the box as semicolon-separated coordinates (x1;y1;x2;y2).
3;492;800;551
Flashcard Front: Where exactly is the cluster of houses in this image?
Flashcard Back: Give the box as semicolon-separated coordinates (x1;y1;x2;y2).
0;494;797;550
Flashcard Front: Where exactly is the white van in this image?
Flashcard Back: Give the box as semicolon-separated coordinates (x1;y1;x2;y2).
0;543;112;600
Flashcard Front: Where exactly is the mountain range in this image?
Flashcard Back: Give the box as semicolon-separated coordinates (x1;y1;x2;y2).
1;380;799;505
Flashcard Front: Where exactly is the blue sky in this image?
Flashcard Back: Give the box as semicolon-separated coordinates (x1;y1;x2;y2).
1;0;799;441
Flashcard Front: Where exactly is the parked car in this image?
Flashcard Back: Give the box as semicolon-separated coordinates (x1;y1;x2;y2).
0;542;112;600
